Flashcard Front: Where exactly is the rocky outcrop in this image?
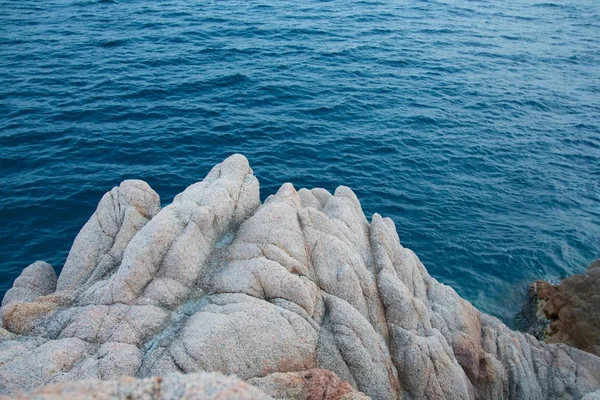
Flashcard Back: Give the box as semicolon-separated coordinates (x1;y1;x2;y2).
2;370;367;400
1;372;271;400
1;154;599;399
527;260;600;357
249;369;368;399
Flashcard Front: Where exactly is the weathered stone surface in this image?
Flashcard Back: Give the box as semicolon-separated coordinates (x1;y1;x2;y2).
57;179;161;293
249;369;368;400
1;372;272;400
1;154;599;399
583;389;600;400
527;260;600;357
1;261;56;308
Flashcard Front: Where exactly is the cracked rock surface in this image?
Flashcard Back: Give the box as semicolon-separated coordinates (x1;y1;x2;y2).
1;154;599;399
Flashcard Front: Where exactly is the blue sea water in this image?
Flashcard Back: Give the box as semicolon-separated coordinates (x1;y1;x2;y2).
1;0;599;326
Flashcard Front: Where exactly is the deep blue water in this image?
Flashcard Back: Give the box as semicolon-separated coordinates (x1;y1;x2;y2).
1;0;599;325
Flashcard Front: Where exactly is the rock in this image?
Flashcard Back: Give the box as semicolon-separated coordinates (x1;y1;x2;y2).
1;154;599;399
249;369;369;400
1;372;272;400
583;389;600;400
56;179;161;294
1;261;56;308
527;260;600;357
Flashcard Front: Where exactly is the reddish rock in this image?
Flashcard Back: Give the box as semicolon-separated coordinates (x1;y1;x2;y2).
531;259;600;356
249;369;368;400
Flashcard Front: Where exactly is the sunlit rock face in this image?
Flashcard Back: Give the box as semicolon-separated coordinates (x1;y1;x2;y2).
1;154;599;399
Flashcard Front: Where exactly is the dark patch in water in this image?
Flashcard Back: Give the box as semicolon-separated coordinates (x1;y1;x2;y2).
99;39;126;47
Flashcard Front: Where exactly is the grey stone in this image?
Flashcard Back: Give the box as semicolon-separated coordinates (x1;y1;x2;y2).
1;261;56;308
57;180;161;292
1;154;599;399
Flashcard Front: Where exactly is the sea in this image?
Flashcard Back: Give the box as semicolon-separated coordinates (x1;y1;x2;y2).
1;0;599;326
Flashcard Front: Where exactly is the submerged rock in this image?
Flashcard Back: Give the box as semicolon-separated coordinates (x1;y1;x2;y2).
527;260;600;357
1;154;599;399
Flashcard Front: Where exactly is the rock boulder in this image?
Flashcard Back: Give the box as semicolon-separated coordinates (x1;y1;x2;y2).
528;260;600;357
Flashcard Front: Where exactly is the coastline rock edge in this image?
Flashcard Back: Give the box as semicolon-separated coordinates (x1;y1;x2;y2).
526;260;600;357
1;154;599;399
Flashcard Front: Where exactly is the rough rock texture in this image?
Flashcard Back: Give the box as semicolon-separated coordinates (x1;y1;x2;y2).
582;389;600;400
1;154;600;399
528;260;600;357
1;262;56;309
2;372;272;400
2;370;367;400
249;369;368;400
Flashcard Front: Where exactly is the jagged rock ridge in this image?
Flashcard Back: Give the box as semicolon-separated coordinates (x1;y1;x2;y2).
1;154;599;399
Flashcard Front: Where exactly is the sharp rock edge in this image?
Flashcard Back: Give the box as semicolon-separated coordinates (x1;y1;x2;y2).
1;154;599;399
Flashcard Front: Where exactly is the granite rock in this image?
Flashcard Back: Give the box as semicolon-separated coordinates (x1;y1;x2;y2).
1;261;56;308
1;372;272;400
249;369;369;400
528;260;600;357
1;154;599;399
